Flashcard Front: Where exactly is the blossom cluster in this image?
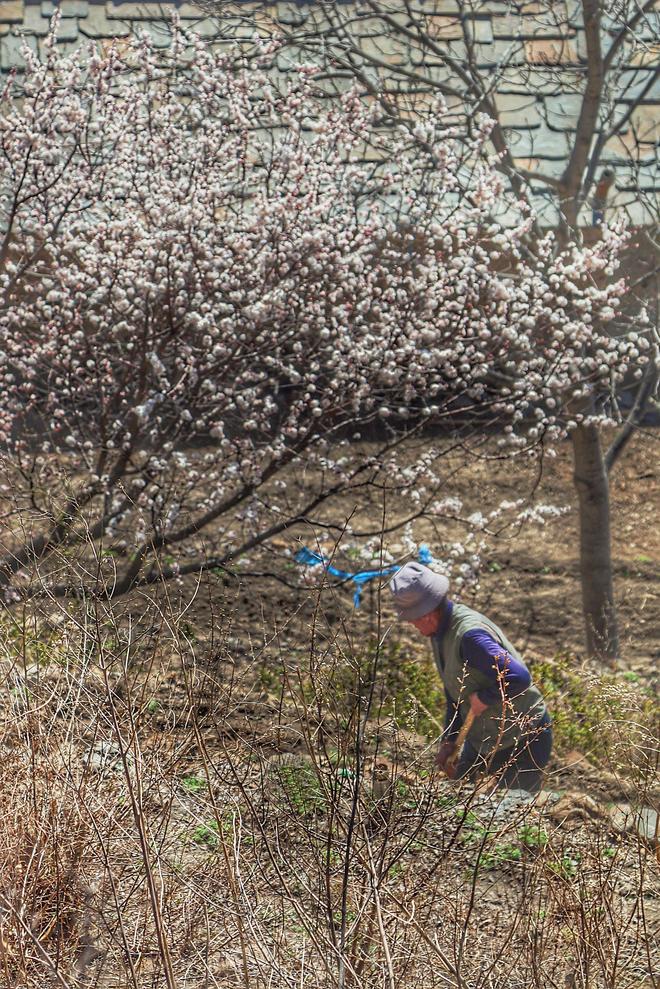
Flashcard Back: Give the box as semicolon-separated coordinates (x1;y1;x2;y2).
301;494;569;602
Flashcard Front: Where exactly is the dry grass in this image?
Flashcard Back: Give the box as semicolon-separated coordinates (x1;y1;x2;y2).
0;578;656;989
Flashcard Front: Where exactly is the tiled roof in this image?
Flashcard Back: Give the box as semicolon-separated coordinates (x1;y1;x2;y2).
1;0;658;225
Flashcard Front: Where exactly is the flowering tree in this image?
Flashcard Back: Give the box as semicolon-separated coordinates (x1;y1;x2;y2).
0;26;648;608
204;0;659;661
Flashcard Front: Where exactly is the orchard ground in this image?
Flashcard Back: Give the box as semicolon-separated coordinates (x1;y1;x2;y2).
173;427;658;673
0;428;657;988
155;425;658;793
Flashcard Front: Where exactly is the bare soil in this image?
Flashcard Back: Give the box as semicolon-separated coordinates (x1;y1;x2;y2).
1;430;657;988
175;428;659;672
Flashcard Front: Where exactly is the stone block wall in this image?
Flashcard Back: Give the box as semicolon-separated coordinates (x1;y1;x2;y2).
0;0;657;225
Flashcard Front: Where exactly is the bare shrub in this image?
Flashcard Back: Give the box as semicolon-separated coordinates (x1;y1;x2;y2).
0;555;655;988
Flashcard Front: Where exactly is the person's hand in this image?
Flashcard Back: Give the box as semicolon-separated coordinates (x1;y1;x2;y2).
444;757;459;780
468;692;489;718
435;740;457;774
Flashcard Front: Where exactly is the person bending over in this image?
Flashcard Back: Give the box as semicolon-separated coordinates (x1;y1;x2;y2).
389;562;552;794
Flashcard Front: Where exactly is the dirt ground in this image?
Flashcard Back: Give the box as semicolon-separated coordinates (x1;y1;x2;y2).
175;428;659;674
1;431;657;988
143;427;658;804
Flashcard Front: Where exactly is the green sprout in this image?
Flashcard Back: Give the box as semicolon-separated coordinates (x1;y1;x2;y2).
518;823;549;849
190;821;219;849
182;775;207;795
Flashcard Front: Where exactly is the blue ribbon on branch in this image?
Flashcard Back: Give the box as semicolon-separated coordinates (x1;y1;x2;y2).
294;543;434;607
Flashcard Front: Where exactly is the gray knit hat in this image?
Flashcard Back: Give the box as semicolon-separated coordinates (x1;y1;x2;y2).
389;562;449;620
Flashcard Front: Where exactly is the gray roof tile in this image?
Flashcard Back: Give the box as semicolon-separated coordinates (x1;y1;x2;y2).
275;2;308;27
175;3;212;18
46;36;85;54
524;36;579;65
51;15;78;37
497;66;566;95
62;0;88;15
493;13;576;40
513;155;566;180
614;162;659;192
473;39;529;66
422;14;463;41
131;18;171;46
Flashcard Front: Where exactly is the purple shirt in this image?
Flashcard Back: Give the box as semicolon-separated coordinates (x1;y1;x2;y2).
434;601;531;738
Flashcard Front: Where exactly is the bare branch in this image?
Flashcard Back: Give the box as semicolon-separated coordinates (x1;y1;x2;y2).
606;357;658;472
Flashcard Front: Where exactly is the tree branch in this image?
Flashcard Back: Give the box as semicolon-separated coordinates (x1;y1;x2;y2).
605;357;658;473
560;0;604;221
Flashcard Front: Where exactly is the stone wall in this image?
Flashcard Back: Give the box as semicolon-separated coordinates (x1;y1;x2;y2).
1;0;658;225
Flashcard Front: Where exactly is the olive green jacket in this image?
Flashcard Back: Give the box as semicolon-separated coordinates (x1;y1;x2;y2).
431;603;547;755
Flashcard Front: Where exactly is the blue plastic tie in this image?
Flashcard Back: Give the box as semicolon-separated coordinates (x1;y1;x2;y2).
294;544;435;607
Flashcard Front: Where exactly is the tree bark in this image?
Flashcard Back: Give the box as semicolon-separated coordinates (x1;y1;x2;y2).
571;423;619;662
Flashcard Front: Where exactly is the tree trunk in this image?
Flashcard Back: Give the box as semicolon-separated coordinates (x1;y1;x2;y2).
571;423;619;662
